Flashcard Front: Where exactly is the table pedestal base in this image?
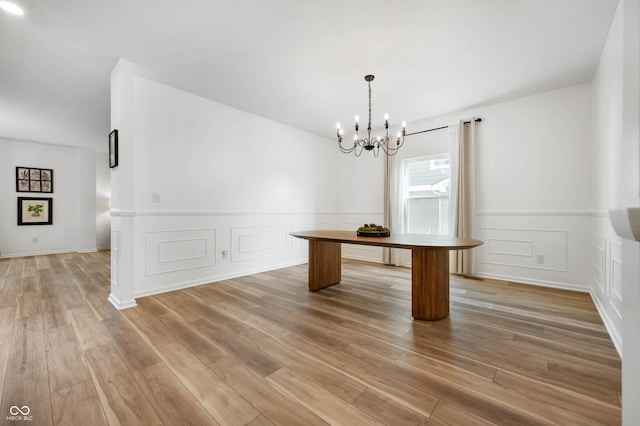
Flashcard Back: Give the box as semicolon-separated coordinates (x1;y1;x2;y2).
411;248;450;321
308;240;341;291
307;241;451;320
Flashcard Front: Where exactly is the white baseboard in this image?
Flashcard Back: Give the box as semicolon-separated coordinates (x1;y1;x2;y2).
77;248;98;253
0;248;74;259
589;289;623;357
474;272;590;293
108;293;137;310
133;258;308;300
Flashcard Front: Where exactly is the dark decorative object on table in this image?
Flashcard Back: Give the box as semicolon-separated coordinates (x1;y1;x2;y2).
357;223;390;237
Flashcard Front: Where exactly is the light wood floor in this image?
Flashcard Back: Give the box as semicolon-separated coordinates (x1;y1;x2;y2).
0;252;621;425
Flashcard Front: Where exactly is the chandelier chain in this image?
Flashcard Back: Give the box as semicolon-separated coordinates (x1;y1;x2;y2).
368;79;372;134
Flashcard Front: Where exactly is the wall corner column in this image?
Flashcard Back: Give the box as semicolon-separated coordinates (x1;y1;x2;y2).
621;0;640;424
109;58;137;309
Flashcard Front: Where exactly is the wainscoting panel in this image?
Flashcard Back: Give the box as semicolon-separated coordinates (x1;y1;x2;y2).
487;238;533;257
609;240;623;318
146;228;216;275
111;229;120;288
474;213;591;292
231;225;292;262
126;212;334;300
592;232;606;296
589;215;622;355
476;227;568;272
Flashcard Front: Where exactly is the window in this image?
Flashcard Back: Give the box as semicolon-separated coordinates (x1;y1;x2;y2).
402;154;450;235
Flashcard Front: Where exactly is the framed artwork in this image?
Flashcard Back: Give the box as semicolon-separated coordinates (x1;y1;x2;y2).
16;167;54;193
18;197;53;226
109;129;118;168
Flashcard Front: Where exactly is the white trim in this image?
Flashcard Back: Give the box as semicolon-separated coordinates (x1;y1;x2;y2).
477;210;597;217
110;210;347;217
477;260;568;273
329;256;589;293
77;248;98;253
474;272;589;293
477;226;569;233
486;238;534;257
0;248;75;259
476;227;569;272
590;289;623;357
133;258;307;299
108;293;137;310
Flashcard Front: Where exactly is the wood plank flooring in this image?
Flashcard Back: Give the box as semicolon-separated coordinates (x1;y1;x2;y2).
0;252;621;425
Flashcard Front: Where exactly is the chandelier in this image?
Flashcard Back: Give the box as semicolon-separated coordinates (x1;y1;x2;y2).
336;75;406;157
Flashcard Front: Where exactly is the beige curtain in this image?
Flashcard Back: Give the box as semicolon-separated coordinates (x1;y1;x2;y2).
383;153;398;265
450;119;477;274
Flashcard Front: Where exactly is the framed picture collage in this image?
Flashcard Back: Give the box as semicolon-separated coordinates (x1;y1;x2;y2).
15;166;54;226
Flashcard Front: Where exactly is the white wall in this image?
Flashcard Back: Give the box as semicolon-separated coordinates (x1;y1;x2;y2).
337;83;594;293
619;2;640;424
334;145;386;260
77;148;97;252
96;152;111;250
471;85;592;292
591;0;625;354
0;138;102;257
131;77;337;213
109;60;339;307
592;1;640;424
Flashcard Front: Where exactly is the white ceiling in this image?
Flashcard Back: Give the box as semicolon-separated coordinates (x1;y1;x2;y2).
0;0;620;151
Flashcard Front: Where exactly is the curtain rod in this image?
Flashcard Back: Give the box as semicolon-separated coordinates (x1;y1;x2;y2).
405;117;482;137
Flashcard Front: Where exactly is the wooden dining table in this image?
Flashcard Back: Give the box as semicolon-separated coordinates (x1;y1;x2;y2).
290;230;483;321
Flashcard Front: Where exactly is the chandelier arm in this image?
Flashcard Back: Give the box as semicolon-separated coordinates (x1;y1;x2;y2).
379;135;405;156
338;138;357;153
354;142;365;157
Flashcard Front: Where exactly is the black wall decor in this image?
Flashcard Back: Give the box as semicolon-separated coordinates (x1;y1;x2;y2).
109;129;118;168
16;167;54;193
